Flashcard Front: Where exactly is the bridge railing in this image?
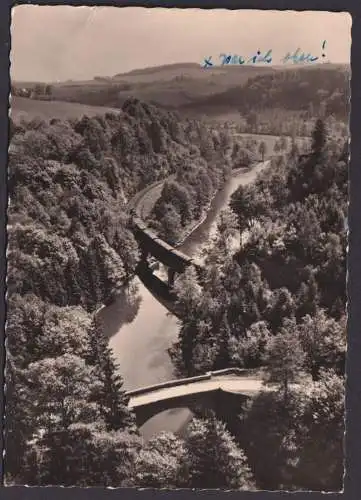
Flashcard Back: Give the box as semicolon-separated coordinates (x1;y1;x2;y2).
126;373;212;397
126;368;258;398
209;367;255;377
132;215;200;270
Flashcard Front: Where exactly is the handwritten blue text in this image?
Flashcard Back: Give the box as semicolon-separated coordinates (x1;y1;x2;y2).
202;48;322;68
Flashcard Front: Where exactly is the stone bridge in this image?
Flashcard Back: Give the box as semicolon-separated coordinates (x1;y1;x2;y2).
126;368;267;428
128;179;203;296
131;215;202;285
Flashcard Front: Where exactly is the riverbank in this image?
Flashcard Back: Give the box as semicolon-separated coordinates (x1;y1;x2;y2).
172;166;250;248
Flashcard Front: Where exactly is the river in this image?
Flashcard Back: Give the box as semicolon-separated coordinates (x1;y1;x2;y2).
99;161;269;440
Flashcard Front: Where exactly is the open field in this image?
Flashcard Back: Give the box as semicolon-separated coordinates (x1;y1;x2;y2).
235;133;311;153
10;96;121;123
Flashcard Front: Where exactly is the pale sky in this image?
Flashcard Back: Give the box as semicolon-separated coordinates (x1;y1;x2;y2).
10;6;351;82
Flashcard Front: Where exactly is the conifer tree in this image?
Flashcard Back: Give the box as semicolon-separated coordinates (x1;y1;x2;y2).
262;319;305;401
214;313;232;369
85;316;137;433
290;139;299;158
64;259;82;306
312;118;327;156
78;240;104;312
183;414;255;490
258;141;267;161
4;356;31;482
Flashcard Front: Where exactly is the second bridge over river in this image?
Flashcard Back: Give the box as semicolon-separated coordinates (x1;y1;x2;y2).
131;214;202;283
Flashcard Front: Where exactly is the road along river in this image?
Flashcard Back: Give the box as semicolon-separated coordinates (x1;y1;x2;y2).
99;161;269;440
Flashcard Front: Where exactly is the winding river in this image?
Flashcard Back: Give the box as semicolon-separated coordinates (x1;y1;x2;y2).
99;161;269;440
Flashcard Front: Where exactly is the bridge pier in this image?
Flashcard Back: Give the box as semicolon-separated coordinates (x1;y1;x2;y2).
141;248;149;262
167;268;176;287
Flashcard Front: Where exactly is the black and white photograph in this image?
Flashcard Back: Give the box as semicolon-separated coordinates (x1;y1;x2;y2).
5;5;350;491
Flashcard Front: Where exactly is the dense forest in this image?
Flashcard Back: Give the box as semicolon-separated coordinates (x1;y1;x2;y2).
6;98;256;487
190;66;349;121
170;119;347;490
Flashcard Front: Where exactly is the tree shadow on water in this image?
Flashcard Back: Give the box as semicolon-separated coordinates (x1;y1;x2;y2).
97;284;142;339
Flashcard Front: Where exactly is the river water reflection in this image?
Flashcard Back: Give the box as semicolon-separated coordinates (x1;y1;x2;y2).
99;162;268;440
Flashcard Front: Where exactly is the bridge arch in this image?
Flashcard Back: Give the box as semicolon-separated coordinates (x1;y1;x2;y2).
127;369;264;428
136;406;194;433
129;391;217;429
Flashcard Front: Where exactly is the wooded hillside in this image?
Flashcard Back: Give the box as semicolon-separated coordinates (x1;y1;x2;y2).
171;120;347;490
6;99;241;486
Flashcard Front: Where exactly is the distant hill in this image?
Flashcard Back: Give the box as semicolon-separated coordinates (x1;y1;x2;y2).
11;62;350;123
12;63;277;111
10;96;121;123
114;62;203;79
117;62;201;74
112;62;275;83
180;64;350;120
